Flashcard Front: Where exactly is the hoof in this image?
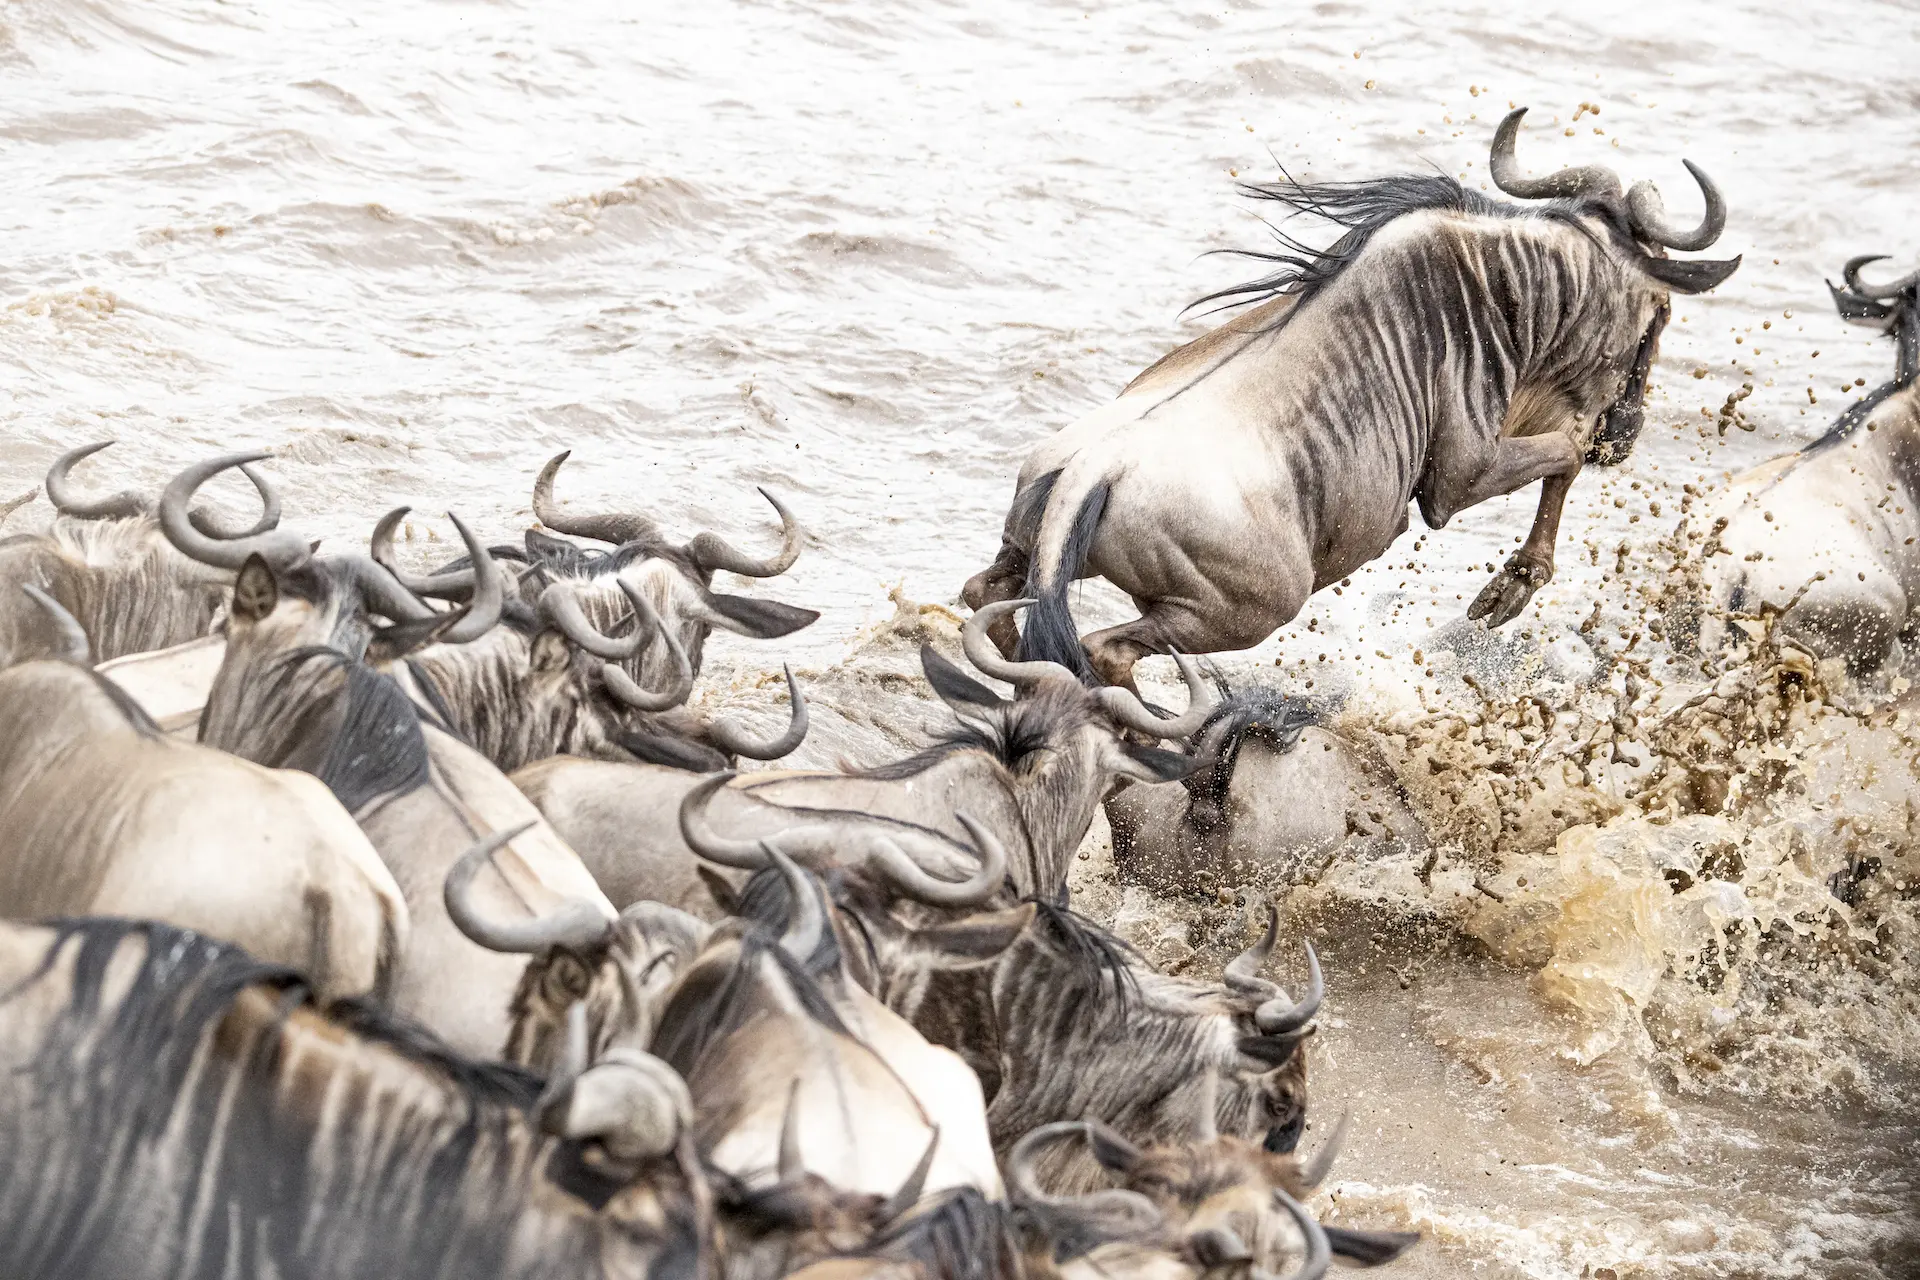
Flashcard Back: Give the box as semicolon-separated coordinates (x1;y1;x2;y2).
1467;556;1550;629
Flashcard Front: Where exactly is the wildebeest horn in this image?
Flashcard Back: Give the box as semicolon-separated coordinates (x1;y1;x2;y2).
47;440;283;535
765;842;824;963
778;1078;804;1183
700;664;809;760
963;599;1082;687
444;822;613;954
160;452;314;570
1094;649;1214;739
598;586;695;712
1265;1188;1332;1280
688;487;805;578
436;513;504;643
532;450;663;547
876;1127;940;1225
22;585;90;665
1488;107;1622;202
1257;943;1322;1035
1625;161;1727;252
1225;906;1282;994
541;578;670;663
869;812;1007;908
369;506;494;602
1191;1070;1219;1144
537;1003;692;1163
678;772;771;868
1843;254;1920;300
1299;1110;1350;1190
1005;1122;1162;1231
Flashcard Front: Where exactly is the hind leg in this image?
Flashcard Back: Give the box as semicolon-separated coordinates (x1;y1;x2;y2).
962;544;1029;658
1083;589;1305;691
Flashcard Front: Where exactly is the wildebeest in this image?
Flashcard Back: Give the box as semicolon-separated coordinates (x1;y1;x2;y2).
0;441;281;663
1689;256;1920;674
515;600;1209;914
963;107;1739;687
459;838;1003;1203
1105;688;1428;894
518;450;820;688
0;916;711;1280
169;472;621;1057
0;589;407;1001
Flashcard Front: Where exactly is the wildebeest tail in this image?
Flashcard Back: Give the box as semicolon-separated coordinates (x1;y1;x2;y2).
1017;467;1109;685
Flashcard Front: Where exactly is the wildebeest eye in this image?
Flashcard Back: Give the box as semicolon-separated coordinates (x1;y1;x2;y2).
543;954;592;1001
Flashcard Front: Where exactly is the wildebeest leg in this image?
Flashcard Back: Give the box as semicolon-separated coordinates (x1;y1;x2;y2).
1466;436;1581;627
1084;584;1306;692
962;544;1030;658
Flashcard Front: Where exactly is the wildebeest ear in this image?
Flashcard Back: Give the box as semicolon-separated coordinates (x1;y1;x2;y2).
530;628;572;675
701;591;820;639
1636;253;1741;294
698;866;739;914
1085;1124;1144;1174
525;527;575;562
1324;1226;1421;1266
921;644;1006;712
1112;741;1201;784
366;611;461;664
914;902;1036;964
231;554;278;623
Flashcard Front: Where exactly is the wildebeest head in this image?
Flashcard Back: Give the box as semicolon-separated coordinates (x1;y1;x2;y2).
1829;254;1918;387
1201;107;1738;470
518;450;820;686
0;441;283;663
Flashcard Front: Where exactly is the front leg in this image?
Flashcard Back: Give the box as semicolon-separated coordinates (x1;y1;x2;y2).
1469;466;1579;627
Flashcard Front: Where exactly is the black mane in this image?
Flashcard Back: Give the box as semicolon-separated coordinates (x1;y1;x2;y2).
859;682;1095;782
1191;171;1586;320
252;645;432;813
1026;897;1140;1017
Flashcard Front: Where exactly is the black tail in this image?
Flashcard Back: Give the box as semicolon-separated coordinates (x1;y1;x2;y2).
1015;479;1108;686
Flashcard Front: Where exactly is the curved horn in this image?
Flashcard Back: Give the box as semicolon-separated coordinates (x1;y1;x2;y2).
1844;254;1920;301
1225;907;1282;997
963;599;1080;688
1191;1069;1219;1145
1625;160;1727;252
864;811;1008;908
778;1078;804;1183
876;1127;940;1225
677;772;775;870
1005;1122;1162;1229
540;579;652;661
1266;1188;1332;1280
764;842;824;963
22;585;90;665
533;450;662;547
444;822;612;954
45;441;145;520
704;664;810;760
688;487;804;579
599;584;695;712
370;506;482;600
159;453;312;570
331;553;439;624
1488;107;1622;202
1298;1110;1350;1190
1255;942;1323;1036
436;513;504;643
1094;649;1215;739
534;999;591;1131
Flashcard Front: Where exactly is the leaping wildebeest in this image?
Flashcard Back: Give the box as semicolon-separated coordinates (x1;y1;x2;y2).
964;107;1739;687
1688;255;1920;674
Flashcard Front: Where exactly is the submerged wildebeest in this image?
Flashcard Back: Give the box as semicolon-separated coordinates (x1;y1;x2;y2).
0;589;407;1001
0;440;281;663
1689;255;1920;674
513;599;1209;914
1105;688;1428;894
964;107;1739;688
0;916;712;1280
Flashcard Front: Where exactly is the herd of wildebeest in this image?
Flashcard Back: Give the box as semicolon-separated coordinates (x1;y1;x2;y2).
0;108;1914;1278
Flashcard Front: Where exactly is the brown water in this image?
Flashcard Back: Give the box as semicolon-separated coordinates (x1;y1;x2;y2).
4;0;1919;1273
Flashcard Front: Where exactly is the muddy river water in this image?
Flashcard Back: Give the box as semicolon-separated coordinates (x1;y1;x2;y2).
2;0;1917;1274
